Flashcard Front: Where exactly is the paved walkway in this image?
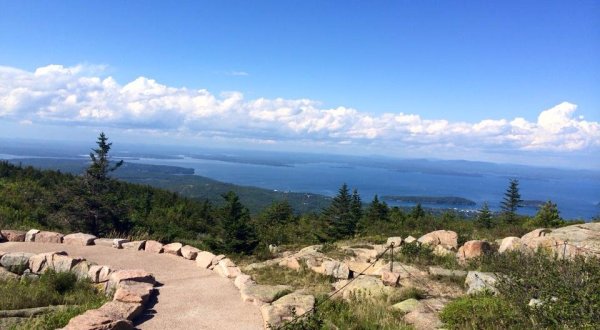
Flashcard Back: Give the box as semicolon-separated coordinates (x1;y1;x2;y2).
0;242;263;330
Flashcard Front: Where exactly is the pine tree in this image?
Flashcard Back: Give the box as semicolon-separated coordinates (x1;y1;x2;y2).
411;203;425;220
533;200;563;227
323;183;355;239
86;132;123;182
365;195;389;223
350;189;363;224
219;191;258;254
81;132;126;235
501;179;523;223
256;200;295;245
476;202;494;228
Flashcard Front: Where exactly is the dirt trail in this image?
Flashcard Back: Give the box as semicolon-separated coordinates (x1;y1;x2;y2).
0;242;263;330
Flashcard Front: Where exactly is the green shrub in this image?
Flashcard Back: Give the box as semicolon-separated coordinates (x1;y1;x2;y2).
440;293;525;329
389;242;460;269
449;251;600;329
0;270;107;310
10;303;105;330
279;295;410;330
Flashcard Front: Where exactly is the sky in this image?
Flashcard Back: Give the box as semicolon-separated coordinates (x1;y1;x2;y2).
0;1;598;168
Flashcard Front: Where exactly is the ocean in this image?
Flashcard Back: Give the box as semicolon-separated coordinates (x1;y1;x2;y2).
128;155;600;220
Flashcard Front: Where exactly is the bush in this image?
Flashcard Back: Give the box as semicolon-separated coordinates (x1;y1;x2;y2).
390;242;460;269
279;294;410;330
0;270;107;311
440;293;525;329
446;251;600;329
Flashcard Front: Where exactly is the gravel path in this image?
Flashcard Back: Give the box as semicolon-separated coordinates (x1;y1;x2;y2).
0;242;263;330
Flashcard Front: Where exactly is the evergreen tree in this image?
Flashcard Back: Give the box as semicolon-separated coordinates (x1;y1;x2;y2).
411;203;425;220
256;200;295;246
219;191;258;254
86;132;123;182
365;195;389;223
350;189;363;225
357;194;390;234
476;202;494;228
323;183;355;239
501;179;523;223
533;200;563;227
80;132;127;235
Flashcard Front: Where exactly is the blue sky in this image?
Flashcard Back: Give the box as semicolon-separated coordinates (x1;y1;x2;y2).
0;1;598;167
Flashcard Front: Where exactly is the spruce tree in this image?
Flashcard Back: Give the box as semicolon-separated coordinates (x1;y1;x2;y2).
350;189;363;224
501;179;523;223
219;191;258;254
256;200;295;246
533;200;563;227
86;132;123;182
365;195;389;223
476;202;494;228
411;203;425;220
81;132;126;235
323;183;355;239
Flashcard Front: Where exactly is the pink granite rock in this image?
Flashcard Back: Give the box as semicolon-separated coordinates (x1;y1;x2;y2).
35;231;64;243
114;280;154;304
195;251;216;269
0;230;26;242
63;233;97;246
163;242;183;256
144;240;163;253
181;245;201;260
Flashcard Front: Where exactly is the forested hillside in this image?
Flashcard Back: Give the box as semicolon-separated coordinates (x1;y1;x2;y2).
6;158;331;215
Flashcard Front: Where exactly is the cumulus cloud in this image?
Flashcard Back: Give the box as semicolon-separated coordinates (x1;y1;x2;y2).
0;64;598;152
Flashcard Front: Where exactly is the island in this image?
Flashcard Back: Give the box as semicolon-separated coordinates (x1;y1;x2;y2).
521;200;546;208
381;195;477;206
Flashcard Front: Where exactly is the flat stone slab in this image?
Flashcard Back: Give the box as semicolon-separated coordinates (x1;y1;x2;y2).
114;280;155;304
63;233;97;246
122;240;146;251
392;298;421;313
109;269;156;290
241;284;293;305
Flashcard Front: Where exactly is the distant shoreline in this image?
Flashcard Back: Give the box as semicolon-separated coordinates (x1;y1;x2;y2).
382;195;477;206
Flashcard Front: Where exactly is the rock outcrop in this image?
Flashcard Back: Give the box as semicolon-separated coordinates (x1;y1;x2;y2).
63;233;97;246
195;251;217;269
240;284;293;306
1;230;26;242
181;245;200;260
260;292;315;328
144;240;164;253
122;240;146;251
34;231;64;243
163;242;183;256
498;236;525;253
457;240;492;261
418;230;458;250
465;271;497;295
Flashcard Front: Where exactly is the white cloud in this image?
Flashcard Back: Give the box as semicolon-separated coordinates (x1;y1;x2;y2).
0;64;598;153
227;71;249;76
